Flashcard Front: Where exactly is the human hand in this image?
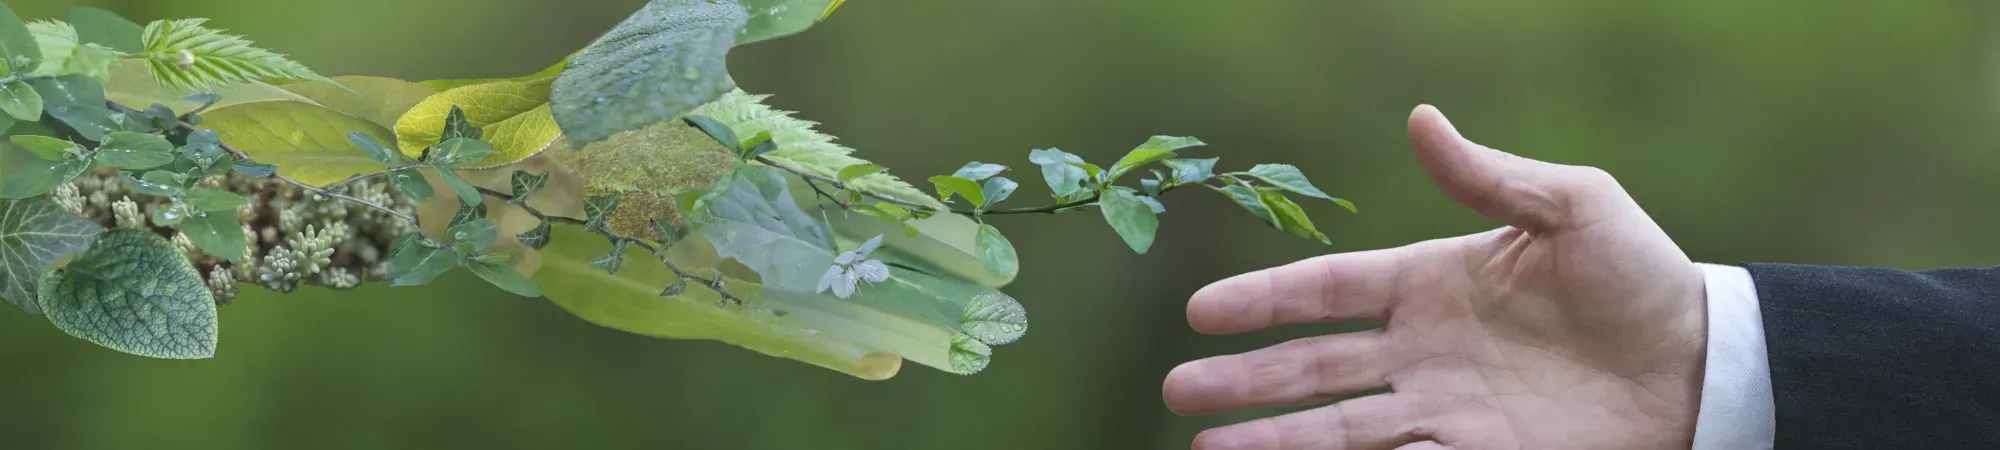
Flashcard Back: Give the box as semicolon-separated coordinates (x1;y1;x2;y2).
1162;106;1709;449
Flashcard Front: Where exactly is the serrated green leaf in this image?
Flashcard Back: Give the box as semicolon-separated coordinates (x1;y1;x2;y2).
38;229;215;359
0;80;41;121
96;131;175;169
386;237;455;286
551;0;747;147
1247;164;1335;201
448;201;487;229
67;6;144;53
928;175;983;206
509;170;548;201
952;162;1006;181
1;156;90;199
737;0;840;44
199;100;396;186
1099;188;1159;254
948;333;991;375
0;197;103;314
1258;188;1330;245
279;75;435;129
960;291;1026;346
517;220;551;250
690;90;942;209
590;240;629;275
28;75;117;141
141;19;327;91
27;20;116;82
428;137;493;167
980;177;1018;208
434;167;481;207
10;135;75;161
393;77;559;169
973;225;1017;284
1163;157;1219;184
1219;184;1277;228
178;210;245;261
349;131;395;164
185;187;249;212
0;2;43;74
466;253;540;297
447;218;498;254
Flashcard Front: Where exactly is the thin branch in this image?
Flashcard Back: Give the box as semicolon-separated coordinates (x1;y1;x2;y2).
799;177;849;209
753;156;1197;216
472;186;771;313
105;102;420;225
333;163;425;188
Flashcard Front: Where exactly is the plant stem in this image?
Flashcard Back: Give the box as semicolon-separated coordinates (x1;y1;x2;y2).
105;101;421;226
753;156;1195;217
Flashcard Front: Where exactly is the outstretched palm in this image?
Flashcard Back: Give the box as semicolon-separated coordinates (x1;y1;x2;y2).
1163;106;1708;450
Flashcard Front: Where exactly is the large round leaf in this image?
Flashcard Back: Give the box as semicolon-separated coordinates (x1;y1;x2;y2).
201;100;395;186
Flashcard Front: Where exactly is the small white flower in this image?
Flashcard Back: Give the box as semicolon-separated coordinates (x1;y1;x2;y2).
817;235;890;299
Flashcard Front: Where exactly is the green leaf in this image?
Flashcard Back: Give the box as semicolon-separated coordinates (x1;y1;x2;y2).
1111;136;1205;181
0;2;42;74
27;20;116;82
185;187;249;212
658;278;688;296
583;194;620;234
837;164;884;182
392;77;559;168
349;131;396;164
551;0;748;147
448;201;487;229
28;75;118;141
825;206;1016;287
928;175;984;206
149;202;188;227
949;333;992;375
1027;148;1089;199
508;170;548;202
960;291;1026;346
447;218;498;254
434;167;481;207
682;115;740;150
67;6;145;53
37;229;216;359
689;90;943;209
465;253;541;297
199;100;397;186
10;135;76;161
974;225;1017;284
1098;188;1159;254
1219;184;1277;228
853;204;918;237
1247;164;1336;201
0;197;103;314
738;131;778;159
0;80;41;121
231;159;276;178
141;19;328;91
278;75;436;129
438;105;479;145
517;220;551;250
980;177;1018;208
1139;195;1166;214
737;0;840;44
1258;189;1331;245
389;170;433;202
178;210;246;261
427;137;494;167
95;131;175;169
1163;158;1219;184
1;156;90;198
952;162;1007;181
590;240;630;275
385;237;455;286
118;170;184;197
651;218;684;248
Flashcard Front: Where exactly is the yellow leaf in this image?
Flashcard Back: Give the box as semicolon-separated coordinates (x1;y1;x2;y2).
393;76;561;170
280;76;436;129
201;100;394;186
418;57;567;92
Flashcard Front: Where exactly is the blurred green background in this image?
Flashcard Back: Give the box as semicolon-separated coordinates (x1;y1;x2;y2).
4;0;2000;448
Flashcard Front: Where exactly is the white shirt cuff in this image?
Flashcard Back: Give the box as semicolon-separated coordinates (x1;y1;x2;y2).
1690;263;1776;449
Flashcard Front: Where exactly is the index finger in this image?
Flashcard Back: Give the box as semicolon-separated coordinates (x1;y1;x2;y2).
1187;246;1415;334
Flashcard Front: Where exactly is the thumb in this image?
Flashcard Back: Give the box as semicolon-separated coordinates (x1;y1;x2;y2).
1407;105;1610;232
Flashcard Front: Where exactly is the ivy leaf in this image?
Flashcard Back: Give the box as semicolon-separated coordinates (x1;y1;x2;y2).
349;131;396;165
1110;136;1205;181
1258;189;1331;245
1219;184;1278;228
517;220;552;250
1027;148;1090;199
140;19;328;91
961;291;1027;346
448;201;487;230
465;253;541;297
980;177;1018;208
0;80;41;121
837;164;884;182
1098;188;1159;254
0;197;103;314
737;0;840;44
949;333;992;375
427;138;494;167
1247;163;1353;213
231;159;277;178
1;156;91;199
433;167;482;207
385;236;456;287
1163;158;1219;184
551;0;748;147
96;131;175;169
509;170;548;202
38;229;216;359
178;210;246;261
952;162;1007;181
974;225;1017;283
27;20;116;82
0;2;42;74
67;6;145;53
185;187;249;212
200;100;396;186
583;194;620;234
590;240;630;275
393;76;560;168
651;218;684;249
927;175;984;206
28;75;117;141
658;278;688;296
10;135;77;161
447;218;498;255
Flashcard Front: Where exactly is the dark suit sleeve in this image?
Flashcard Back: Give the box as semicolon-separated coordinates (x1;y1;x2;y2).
1742;263;2000;448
